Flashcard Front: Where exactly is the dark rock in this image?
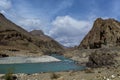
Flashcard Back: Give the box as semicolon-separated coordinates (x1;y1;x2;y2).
86;50;116;68
12;75;17;80
0;54;9;57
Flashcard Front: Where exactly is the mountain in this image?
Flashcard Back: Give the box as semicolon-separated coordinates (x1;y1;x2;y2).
30;30;63;54
30;30;53;41
79;18;120;49
0;13;63;53
0;13;36;50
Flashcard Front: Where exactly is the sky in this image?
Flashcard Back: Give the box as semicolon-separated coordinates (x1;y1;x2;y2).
0;0;120;47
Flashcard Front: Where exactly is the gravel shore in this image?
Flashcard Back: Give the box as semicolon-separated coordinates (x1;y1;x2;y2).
1;66;120;80
0;56;61;64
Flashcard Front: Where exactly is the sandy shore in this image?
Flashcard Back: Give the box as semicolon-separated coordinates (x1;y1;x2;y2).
0;56;61;64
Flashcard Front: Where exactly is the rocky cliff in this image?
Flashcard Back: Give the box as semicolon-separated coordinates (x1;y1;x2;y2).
0;13;63;53
79;18;120;49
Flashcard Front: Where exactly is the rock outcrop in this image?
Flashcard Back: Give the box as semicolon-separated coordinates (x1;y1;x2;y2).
86;50;116;68
79;18;120;49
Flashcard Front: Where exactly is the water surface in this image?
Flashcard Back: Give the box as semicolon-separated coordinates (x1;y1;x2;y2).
0;54;85;74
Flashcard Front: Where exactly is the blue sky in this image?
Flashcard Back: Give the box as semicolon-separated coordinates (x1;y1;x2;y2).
0;0;120;47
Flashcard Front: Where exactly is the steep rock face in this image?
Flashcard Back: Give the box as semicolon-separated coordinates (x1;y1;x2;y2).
79;18;120;49
0;13;63;52
30;30;63;54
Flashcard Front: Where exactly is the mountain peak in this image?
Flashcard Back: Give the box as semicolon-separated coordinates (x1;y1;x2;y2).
95;18;117;24
0;13;5;18
95;18;103;21
79;18;120;49
30;30;44;36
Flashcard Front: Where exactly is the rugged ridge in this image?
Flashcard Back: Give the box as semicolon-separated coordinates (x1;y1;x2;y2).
30;30;53;41
0;13;63;53
79;18;120;49
0;13;35;50
30;30;63;53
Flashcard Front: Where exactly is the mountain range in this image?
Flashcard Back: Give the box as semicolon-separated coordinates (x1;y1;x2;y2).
0;13;120;55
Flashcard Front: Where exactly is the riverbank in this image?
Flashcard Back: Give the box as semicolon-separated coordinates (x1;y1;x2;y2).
0;65;120;80
0;56;61;64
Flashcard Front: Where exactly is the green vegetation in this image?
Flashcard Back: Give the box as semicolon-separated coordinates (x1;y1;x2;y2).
1;68;17;80
4;71;13;80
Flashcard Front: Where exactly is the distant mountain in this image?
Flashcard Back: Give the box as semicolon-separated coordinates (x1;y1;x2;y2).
30;30;53;41
30;30;44;36
30;30;63;53
79;18;120;49
0;13;63;53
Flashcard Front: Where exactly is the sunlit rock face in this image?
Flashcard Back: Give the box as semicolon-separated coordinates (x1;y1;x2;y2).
79;18;120;49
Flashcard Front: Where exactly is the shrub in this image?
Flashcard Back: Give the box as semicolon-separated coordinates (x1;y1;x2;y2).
84;68;94;73
50;73;60;79
3;68;17;80
4;72;13;80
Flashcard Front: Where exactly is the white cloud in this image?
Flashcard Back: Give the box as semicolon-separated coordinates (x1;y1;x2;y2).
49;15;92;47
0;9;6;14
17;18;43;31
0;0;12;10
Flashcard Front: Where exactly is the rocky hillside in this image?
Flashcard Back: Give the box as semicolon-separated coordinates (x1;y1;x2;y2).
30;30;53;41
79;18;120;49
0;13;63;53
30;30;63;53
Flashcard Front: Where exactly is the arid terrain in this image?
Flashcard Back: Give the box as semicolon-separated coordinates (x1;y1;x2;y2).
0;13;120;80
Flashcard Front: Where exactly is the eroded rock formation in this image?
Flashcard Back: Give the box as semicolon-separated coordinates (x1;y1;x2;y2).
86;50;116;68
79;18;120;49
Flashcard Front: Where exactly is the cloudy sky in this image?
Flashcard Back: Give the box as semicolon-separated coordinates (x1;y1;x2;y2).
0;0;120;47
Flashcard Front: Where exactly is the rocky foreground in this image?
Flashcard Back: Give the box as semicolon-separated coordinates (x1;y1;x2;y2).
0;65;120;80
17;66;120;80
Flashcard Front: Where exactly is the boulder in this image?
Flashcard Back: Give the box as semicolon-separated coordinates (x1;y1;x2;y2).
86;50;116;68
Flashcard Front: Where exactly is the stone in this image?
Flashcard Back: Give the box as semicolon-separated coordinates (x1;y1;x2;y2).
111;75;115;78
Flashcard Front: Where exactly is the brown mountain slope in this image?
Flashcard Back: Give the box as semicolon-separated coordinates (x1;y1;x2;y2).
79;18;120;49
0;13;63;53
30;30;63;53
30;30;52;41
0;13;37;50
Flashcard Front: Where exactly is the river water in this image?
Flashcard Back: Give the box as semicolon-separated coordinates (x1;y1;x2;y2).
0;54;85;74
